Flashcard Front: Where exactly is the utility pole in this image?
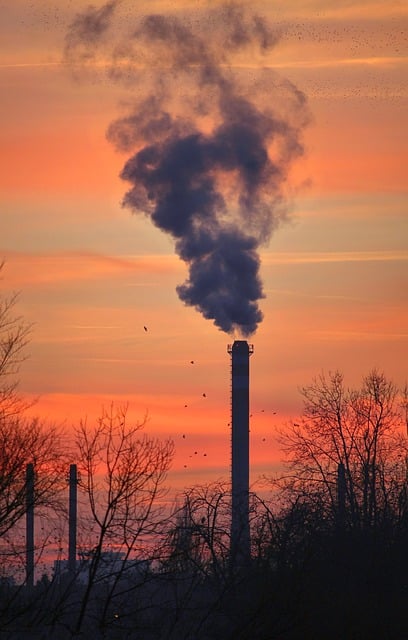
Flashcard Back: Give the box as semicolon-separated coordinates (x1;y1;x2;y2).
68;464;78;575
26;463;34;588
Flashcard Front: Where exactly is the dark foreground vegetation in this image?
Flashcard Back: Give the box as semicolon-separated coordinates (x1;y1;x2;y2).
1;265;407;638
1;489;407;640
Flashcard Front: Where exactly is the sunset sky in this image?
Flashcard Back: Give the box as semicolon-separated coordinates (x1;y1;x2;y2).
1;0;407;495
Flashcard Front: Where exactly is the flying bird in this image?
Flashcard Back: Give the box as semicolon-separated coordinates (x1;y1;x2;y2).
143;326;148;332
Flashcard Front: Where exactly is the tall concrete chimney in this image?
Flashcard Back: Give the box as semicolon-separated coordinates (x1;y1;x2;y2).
68;464;78;575
337;461;346;531
26;463;34;588
227;340;253;566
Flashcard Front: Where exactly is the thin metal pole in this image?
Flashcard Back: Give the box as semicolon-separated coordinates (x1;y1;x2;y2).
26;463;34;588
337;461;346;531
68;464;78;575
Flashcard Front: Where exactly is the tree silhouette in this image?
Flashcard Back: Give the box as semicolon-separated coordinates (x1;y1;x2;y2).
72;404;174;636
0;262;32;419
0;265;67;632
265;370;408;639
0;264;66;549
277;370;408;535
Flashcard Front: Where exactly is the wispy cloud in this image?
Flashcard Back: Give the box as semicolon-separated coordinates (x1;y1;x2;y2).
269;56;407;70
313;330;407;342
67;325;123;330
261;250;408;265
1;251;181;288
0;62;64;69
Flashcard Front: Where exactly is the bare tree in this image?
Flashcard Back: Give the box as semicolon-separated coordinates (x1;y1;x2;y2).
276;370;408;533
72;404;174;636
0;416;67;544
0;265;67;543
163;481;231;580
0;262;32;419
0;265;69;635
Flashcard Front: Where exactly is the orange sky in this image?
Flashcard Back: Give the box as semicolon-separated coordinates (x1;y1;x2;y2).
0;0;407;495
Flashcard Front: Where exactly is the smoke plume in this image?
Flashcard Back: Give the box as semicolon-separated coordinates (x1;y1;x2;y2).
65;1;309;336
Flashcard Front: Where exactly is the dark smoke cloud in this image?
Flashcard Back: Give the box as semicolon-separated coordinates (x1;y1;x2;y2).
65;1;309;336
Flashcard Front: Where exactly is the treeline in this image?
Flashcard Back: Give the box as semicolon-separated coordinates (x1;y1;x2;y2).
1;268;407;638
0;374;406;639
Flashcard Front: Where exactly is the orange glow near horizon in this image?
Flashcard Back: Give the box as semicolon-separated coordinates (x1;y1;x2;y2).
23;389;287;496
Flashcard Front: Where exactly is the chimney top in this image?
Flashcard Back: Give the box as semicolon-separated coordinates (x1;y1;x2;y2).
227;340;254;355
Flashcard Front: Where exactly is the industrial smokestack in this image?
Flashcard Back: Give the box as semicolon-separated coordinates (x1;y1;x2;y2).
228;340;253;566
26;463;34;588
68;464;78;575
337;461;346;531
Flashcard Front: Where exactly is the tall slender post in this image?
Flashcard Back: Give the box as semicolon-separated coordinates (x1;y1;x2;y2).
337;461;346;532
26;463;34;588
68;464;78;575
228;340;253;567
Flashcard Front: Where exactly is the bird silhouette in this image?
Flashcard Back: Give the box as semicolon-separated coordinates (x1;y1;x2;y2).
143;326;148;332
